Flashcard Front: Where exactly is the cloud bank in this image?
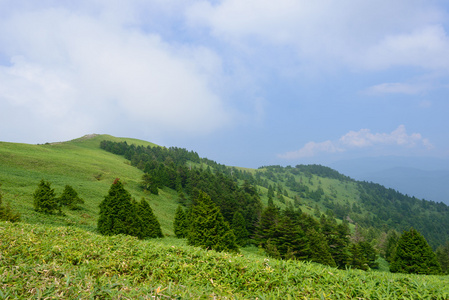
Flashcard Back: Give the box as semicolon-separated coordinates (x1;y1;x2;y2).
0;2;231;143
279;125;433;159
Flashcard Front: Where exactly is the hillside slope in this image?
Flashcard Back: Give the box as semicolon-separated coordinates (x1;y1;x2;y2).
0;134;177;234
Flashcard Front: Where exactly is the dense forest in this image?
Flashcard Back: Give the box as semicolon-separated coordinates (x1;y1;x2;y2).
99;140;449;273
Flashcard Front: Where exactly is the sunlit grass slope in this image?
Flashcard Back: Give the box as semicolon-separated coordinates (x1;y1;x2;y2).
1;221;448;299
0;134;177;234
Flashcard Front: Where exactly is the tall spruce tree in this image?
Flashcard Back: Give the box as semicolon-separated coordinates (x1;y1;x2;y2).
33;179;58;214
436;242;449;274
97;179;140;237
187;190;239;253
306;228;336;267
231;211;249;246
390;228;441;275
136;198;163;238
58;185;84;210
173;204;188;238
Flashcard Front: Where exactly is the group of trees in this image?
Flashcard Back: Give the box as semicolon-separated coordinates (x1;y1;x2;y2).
101;140;263;239
99;140;449;274
255;203;378;270
97;178;162;239
33;180;84;214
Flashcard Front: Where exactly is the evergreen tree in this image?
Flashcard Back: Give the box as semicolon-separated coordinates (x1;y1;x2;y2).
187;190;239;253
390;228;441;275
256;204;280;247
349;242;369;270
136;198;163;238
385;230;400;263
97;179;140;237
436;242;449;274
231;211;249;246
306;228;336;267
58;185;84;210
33;180;58;214
173;204;188;238
273;215;309;260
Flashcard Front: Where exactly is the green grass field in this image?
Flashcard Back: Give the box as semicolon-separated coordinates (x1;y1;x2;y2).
0;134;177;234
2;221;448;299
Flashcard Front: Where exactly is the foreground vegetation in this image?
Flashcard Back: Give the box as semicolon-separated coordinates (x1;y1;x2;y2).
1;221;448;299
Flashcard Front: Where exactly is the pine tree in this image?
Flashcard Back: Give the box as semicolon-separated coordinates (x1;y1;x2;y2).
306;228;336;267
390;228;441;275
187;190;239;253
436;242;449;274
33;179;58;214
231;211;249;246
97;179;140;237
256;204;279;247
136;198;163;238
58;185;84;210
173;204;188;238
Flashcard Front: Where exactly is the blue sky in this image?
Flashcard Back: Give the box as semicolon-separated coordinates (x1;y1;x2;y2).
1;0;449;169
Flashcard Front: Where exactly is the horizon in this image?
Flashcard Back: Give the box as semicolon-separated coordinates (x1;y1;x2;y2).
1;1;449;170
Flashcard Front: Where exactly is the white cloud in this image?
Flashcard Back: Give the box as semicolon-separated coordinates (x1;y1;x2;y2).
279;125;433;159
187;0;449;72
364;82;428;95
0;2;231;142
278;140;343;159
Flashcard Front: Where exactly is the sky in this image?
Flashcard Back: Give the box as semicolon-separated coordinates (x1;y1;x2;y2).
1;0;449;169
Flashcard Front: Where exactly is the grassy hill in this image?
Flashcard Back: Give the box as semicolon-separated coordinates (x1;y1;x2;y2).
0;134;178;234
1;134;449;298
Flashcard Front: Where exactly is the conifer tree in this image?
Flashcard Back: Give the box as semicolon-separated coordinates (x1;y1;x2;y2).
136;198;163;238
33;179;58;214
97;179;140;237
256;204;279;247
58;185;84;210
231;211;249;246
187;190;239;253
390;228;441;275
173;204;188;238
306;228;336;267
436;242;449;274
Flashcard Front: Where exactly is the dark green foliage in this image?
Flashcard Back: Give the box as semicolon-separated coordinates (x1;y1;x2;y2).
58;185;84;210
231;211;249;246
390;228;441;275
141;173;159;195
385;230;400;263
33;180;58;214
0;184;20;222
306;228;336;267
321;215;350;269
173;205;188;238
187;190;239;253
136;198;163;239
97;179;140;237
436;242;449;274
349;241;378;271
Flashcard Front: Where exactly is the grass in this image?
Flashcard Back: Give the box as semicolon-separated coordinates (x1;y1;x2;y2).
0;134;177;235
1;221;448;299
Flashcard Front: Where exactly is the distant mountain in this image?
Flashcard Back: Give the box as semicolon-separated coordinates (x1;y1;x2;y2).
330;156;449;205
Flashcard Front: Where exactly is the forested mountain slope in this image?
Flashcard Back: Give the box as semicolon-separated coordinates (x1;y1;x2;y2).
1;133;448;250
